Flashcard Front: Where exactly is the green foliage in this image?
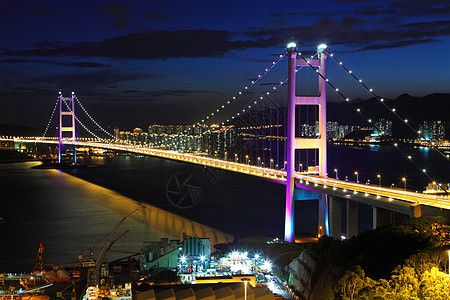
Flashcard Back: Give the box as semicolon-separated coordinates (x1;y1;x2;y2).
311;217;448;280
336;265;367;300
405;248;447;275
419;267;450;299
335;264;450;299
319;217;450;299
388;265;420;299
151;269;180;284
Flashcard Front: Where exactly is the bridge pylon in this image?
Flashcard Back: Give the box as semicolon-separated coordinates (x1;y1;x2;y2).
58;92;77;164
285;44;328;242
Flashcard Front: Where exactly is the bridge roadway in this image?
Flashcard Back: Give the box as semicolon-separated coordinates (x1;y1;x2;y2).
3;137;450;211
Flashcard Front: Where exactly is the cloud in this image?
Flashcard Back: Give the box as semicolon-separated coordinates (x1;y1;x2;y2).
41;70;161;89
24;9;62;17
339;0;446;4
0;59;111;68
100;3;130;30
2;29;272;60
245;19;450;52
337;0;373;2
356;2;450;17
0;68;163;96
265;17;292;27
144;89;222;98
0;8;65;18
348;38;439;52
271;2;450;19
59;62;112;68
2;17;450;62
145;11;172;22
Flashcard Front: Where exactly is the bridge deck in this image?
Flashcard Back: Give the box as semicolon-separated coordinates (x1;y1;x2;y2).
3;137;449;211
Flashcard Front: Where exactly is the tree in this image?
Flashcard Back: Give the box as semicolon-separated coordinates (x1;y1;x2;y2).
337;265;367;300
387;265;420;300
151;269;180;284
420;267;450;299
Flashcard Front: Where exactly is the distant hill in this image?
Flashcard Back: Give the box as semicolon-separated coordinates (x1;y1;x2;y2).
289;216;450;299
328;93;450;123
1;93;448;139
328;93;450;139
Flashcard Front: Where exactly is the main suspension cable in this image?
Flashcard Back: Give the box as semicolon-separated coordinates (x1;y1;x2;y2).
325;49;450;163
62;98;112;144
198;52;287;125
42;96;60;137
297;52;448;194
74;95;115;139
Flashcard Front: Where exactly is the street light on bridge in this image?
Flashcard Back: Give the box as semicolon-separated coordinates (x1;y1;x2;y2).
241;278;251;300
354;171;359;183
317;43;327;53
334;169;338;179
377;174;381;186
402;177;407;190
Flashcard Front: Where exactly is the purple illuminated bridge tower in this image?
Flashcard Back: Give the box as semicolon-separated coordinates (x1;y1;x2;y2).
58;92;77;164
284;43;328;242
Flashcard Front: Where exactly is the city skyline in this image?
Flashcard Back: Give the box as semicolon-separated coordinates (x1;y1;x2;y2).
1;0;449;128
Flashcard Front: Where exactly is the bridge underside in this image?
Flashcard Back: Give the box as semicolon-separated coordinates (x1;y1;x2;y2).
294;183;450;239
3;138;450;241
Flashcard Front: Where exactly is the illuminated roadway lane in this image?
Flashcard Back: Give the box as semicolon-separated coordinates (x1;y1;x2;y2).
3;137;450;211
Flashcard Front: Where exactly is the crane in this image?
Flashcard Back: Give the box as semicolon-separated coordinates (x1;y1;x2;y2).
84;209;137;287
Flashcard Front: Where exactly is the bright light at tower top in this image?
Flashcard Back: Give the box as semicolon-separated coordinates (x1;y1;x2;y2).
317;43;327;53
287;42;297;49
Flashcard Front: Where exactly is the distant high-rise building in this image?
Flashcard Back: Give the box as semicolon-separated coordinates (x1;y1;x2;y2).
327;121;339;140
338;125;350;139
373;118;393;137
300;123;316;138
418;120;445;142
133;127;143;134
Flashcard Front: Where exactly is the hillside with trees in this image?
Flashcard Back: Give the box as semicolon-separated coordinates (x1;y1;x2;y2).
288;217;450;299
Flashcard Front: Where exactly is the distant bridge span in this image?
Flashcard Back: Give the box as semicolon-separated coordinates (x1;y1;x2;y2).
3;137;450;215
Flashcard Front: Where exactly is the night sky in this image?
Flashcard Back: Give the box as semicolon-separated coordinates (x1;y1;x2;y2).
1;0;449;130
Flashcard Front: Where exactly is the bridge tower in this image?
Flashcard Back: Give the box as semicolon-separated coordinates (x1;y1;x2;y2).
285;44;328;242
58;92;77;164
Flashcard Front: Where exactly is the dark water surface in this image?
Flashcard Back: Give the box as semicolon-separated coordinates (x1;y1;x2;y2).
0;144;448;272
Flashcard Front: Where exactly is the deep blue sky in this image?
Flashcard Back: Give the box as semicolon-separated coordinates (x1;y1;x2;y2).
0;0;449;129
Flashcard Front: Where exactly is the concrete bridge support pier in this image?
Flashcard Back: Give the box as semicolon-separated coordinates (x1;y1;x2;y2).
318;194;328;238
328;196;342;239
372;207;408;229
410;204;450;219
328;196;359;239
346;199;358;238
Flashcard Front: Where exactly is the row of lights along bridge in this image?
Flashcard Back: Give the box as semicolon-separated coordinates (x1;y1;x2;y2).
334;169;412;190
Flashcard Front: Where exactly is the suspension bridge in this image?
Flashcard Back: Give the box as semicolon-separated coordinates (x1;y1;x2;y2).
1;43;449;243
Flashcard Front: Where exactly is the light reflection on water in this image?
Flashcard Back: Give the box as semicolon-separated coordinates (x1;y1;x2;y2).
0;161;232;272
0;144;446;271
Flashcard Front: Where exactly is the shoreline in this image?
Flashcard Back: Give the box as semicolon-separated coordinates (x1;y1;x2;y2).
51;165;236;248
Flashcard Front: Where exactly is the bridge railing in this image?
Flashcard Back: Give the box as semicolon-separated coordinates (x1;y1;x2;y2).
2;137;449;208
